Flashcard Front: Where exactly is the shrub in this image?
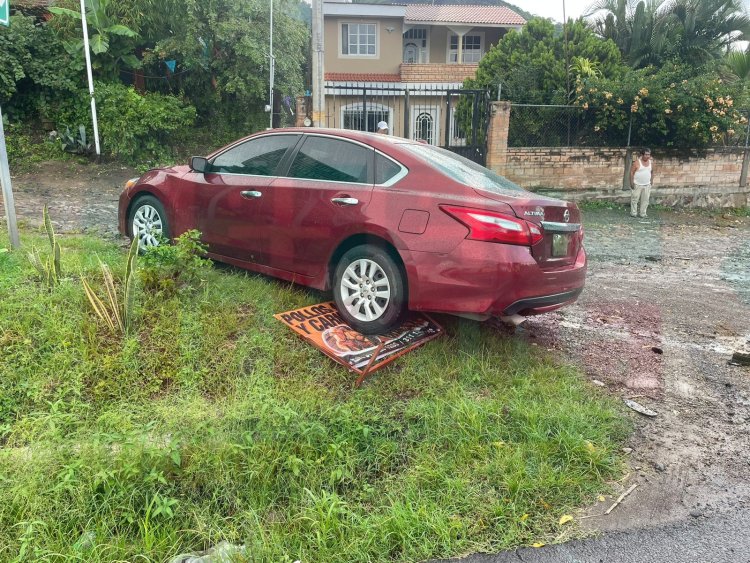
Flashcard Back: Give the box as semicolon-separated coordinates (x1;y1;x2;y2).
4;123;67;170
574;64;748;148
140;230;211;295
81;239;139;335
0;14;80;110
94;82;196;165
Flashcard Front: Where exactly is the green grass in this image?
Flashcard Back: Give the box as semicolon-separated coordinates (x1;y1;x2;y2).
0;230;629;562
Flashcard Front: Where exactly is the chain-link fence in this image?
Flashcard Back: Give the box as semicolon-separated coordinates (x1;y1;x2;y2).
508;104;750;150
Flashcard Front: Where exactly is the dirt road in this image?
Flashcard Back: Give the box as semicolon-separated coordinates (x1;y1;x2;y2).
3;161;750;541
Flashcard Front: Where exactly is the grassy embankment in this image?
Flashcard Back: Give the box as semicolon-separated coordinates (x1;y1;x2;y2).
0;230;628;562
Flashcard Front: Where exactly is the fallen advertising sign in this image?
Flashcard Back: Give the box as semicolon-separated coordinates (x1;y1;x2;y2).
274;302;443;386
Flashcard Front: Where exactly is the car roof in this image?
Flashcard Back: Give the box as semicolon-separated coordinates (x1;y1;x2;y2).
262;127;419;148
208;127;422;160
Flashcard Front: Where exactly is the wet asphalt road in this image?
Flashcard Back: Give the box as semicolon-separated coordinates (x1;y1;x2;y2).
447;507;750;563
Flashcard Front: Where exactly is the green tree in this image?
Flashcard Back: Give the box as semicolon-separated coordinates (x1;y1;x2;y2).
588;0;750;68
586;0;662;67
574;63;748;147
0;14;81;118
470;18;624;104
658;0;750;66
136;0;308;129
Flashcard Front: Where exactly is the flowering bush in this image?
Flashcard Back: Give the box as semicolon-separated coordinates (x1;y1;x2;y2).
573;64;748;148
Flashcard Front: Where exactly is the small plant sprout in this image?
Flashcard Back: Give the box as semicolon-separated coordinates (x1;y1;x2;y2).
27;205;62;290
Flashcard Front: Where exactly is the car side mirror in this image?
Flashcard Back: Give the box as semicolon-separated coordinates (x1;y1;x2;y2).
190;156;208;173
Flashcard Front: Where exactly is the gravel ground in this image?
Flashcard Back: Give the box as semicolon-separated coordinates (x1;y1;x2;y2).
3;162;750;555
520;208;750;535
1;160;136;236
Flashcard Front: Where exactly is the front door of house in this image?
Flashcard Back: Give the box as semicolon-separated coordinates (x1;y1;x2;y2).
411;106;439;145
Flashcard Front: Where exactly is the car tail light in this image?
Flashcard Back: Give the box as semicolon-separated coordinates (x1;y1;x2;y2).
441;205;543;247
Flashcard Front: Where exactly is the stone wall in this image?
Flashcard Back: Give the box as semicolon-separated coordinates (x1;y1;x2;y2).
485;102;750;207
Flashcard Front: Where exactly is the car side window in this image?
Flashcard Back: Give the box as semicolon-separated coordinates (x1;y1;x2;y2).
374;153;403;185
288;137;372;183
208;135;298;175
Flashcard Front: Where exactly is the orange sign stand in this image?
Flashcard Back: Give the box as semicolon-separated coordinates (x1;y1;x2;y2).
274;302;443;387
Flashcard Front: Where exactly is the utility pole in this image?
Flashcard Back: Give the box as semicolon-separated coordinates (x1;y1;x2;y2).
269;0;275;129
312;0;325;127
80;0;101;156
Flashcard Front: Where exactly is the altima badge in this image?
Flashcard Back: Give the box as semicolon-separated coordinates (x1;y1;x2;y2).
524;209;545;217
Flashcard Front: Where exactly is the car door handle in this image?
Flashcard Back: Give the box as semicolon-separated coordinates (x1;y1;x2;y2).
240;190;262;199
331;197;359;206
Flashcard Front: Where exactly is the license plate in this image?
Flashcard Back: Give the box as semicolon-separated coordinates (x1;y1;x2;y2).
552;233;569;257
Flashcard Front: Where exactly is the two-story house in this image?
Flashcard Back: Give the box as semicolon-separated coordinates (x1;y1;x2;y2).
321;1;525;146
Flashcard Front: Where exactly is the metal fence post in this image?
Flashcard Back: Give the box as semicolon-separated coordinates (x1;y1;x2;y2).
404;88;410;140
622;112;634;191
362;86;367;132
740;109;750;188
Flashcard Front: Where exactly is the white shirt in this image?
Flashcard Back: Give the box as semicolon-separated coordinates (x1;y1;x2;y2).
633;158;652;186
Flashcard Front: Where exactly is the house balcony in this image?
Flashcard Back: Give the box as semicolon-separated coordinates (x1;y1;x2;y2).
400;63;479;84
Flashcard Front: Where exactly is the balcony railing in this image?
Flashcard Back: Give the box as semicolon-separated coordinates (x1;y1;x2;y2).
400;63;479;83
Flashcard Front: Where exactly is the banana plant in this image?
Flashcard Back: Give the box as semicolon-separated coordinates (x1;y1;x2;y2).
49;0;140;77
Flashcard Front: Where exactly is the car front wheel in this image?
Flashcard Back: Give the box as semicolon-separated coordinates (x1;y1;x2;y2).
333;244;406;335
129;195;169;251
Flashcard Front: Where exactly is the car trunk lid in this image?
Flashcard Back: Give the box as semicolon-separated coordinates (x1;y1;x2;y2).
473;189;583;268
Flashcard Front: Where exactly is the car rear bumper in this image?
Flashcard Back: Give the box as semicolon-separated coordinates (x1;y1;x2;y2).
502;287;583;316
404;239;586;317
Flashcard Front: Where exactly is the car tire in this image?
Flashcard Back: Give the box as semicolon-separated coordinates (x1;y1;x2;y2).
333;244;406;335
128;195;170;251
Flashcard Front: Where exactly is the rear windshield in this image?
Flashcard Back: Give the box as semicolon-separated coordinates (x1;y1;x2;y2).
401;143;525;193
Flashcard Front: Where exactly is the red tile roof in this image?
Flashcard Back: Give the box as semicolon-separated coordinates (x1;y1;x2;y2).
325;73;402;82
405;4;526;26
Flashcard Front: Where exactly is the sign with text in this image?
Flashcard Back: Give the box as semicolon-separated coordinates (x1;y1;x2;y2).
0;0;8;27
274;302;442;378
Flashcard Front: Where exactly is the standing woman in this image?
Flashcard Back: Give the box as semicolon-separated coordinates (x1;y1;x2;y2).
630;148;654;218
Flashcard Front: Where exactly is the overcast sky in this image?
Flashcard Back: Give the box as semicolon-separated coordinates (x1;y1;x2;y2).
515;0;594;22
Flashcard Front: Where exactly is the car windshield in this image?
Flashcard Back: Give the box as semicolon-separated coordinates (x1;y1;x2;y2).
401;143;525;193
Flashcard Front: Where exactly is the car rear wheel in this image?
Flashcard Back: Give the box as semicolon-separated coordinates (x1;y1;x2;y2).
333;245;406;335
129;195;169;251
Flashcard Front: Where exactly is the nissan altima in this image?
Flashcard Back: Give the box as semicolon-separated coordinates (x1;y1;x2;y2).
118;128;586;334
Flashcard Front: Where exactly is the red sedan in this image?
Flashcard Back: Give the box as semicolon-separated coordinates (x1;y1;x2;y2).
118;128;586;334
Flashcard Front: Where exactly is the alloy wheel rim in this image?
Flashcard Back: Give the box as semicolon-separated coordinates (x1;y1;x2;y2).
340;258;391;322
132;204;163;249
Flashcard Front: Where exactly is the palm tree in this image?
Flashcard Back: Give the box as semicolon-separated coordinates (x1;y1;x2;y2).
725;48;750;81
586;0;750;68
657;0;750;66
585;0;666;67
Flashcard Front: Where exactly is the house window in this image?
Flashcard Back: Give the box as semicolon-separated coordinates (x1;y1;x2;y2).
403;27;428;63
342;103;391;133
449;34;483;63
342;23;376;56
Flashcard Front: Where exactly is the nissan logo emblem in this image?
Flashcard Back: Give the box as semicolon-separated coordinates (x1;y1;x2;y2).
563;209;570;223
